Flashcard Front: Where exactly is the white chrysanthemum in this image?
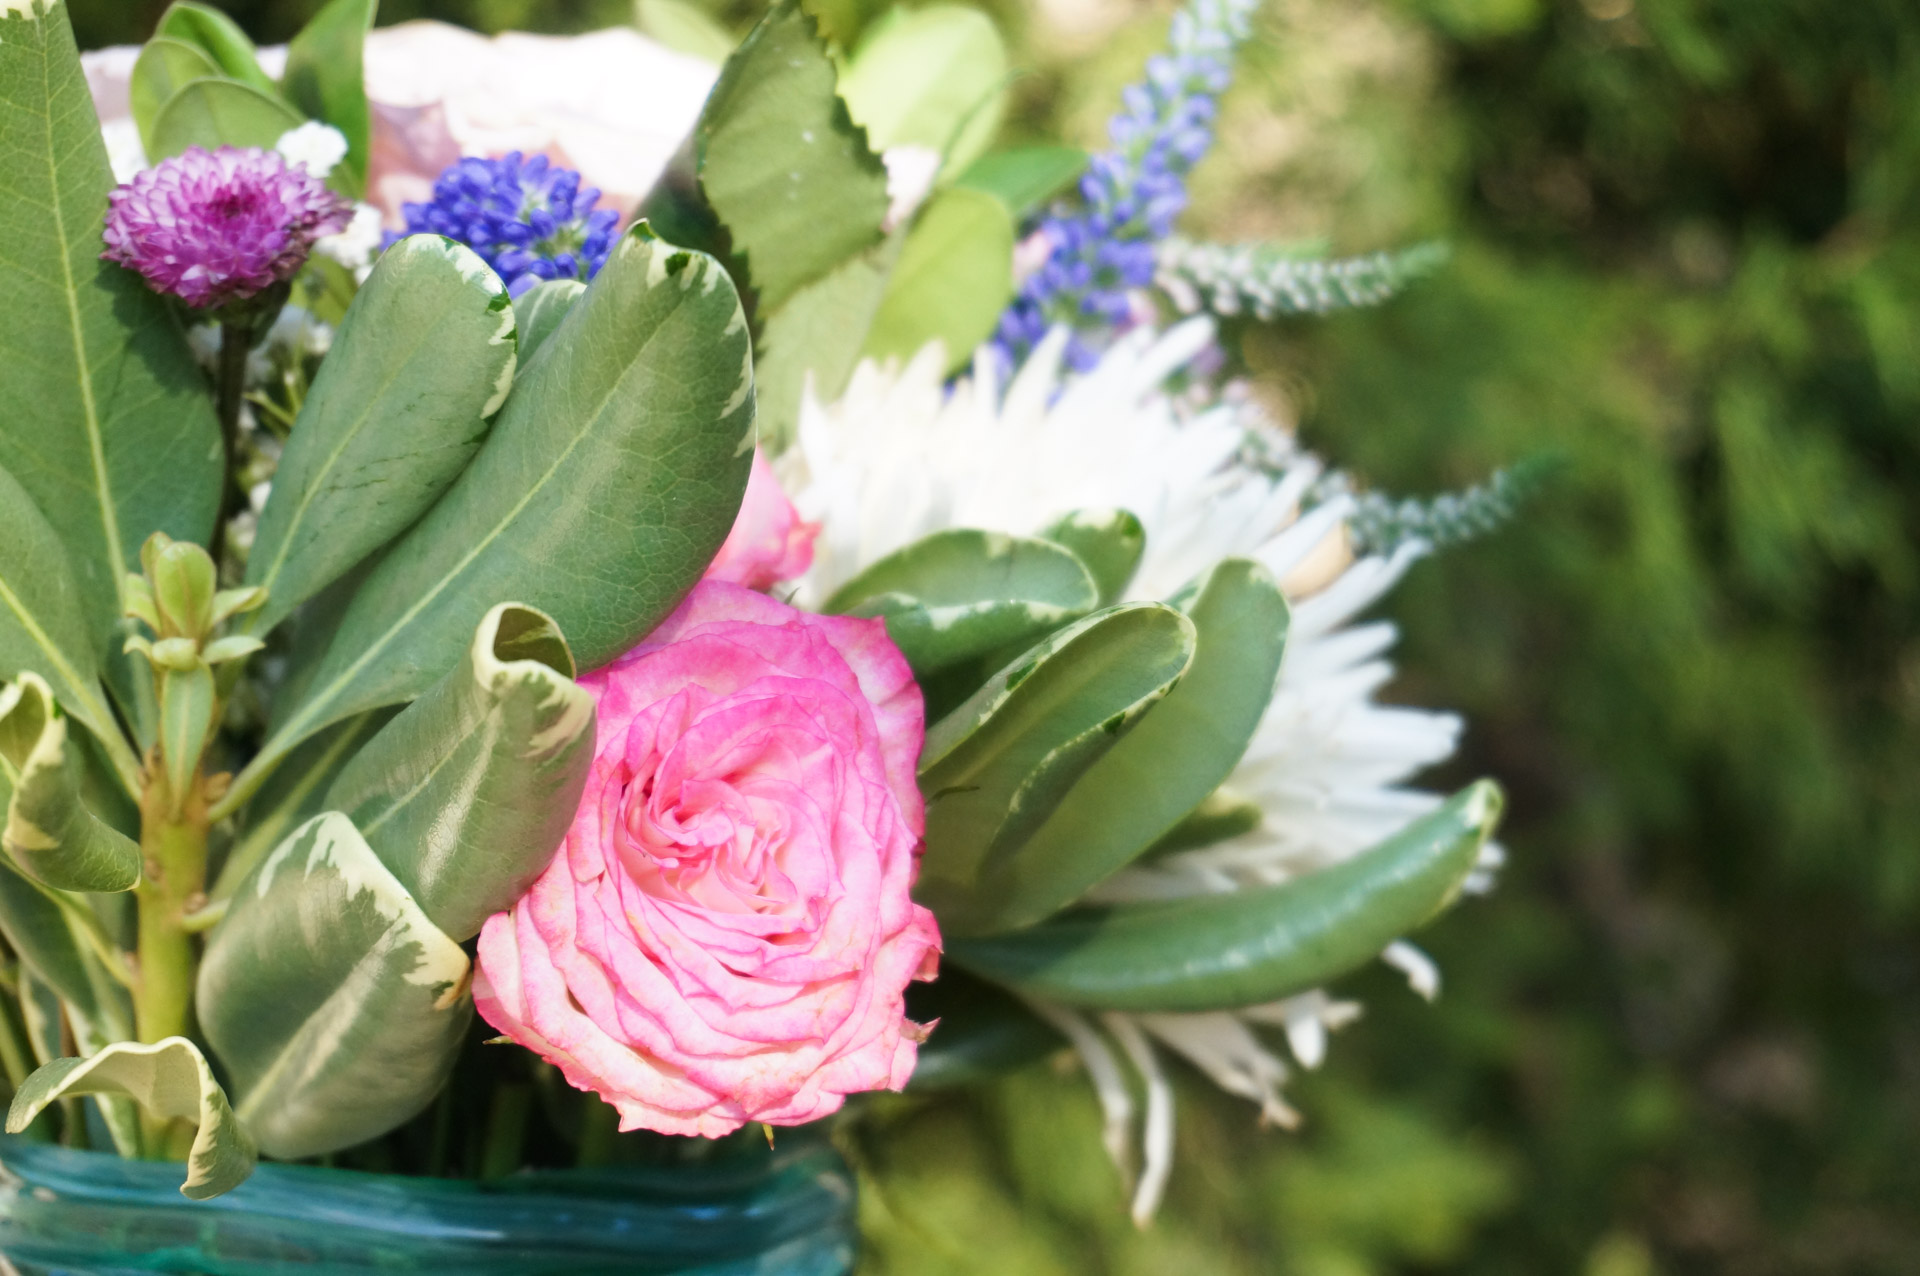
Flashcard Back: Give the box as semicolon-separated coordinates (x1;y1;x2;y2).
783;322;1497;1224
274;120;350;179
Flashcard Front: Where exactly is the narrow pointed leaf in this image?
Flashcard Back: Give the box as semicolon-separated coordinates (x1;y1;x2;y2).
230;227;753;815
280;0;377;196
6;1039;255;1199
0;857;133;1047
825;529;1099;675
1039;509;1145;606
973;558;1289;931
246;236;518;635
0;2;223;659
149;77;307;159
955;146;1087;218
157;663;215;818
950;782;1505;1012
129;37;221;156
695;0;888;310
0;676;140;893
326;604;595;941
861;188;1014;374
916;603;1196;935
513;278;585;367
155;2;281;98
198;812;473;1159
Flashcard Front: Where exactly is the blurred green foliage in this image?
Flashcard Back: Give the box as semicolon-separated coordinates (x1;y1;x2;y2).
72;0;1920;1270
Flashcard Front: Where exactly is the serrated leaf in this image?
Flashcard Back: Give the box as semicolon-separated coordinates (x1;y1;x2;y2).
512;278;585;368
0;676;140;894
862;188;1013;374
222;228;753;818
839;4;1008;176
6;1038;255;1199
825;529;1098;675
129;37;221;157
198;811;472;1160
326;604;594;942
1038;509;1145;606
0;465;139;792
753;235;899;450
246;237;517;636
154;2;281;99
916;603;1196;936
281;0;375;196
695;0;888;311
970;559;1289;932
955;146;1088;217
950;782;1505;1012
0;3;223;676
149;77;307;159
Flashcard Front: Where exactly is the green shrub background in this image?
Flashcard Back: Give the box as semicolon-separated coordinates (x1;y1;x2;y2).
73;1;1920;1270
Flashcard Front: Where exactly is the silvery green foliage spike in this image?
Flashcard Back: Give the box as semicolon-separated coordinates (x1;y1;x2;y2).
6;1038;256;1199
1155;237;1449;321
0;465;140;792
0;676;141;894
198;812;472;1159
972;559;1289;932
280;0;377;196
824;530;1099;676
227;226;755;816
512;278;585;367
0;1;223;651
695;0;888;312
326;604;595;942
1038;509;1146;606
950;782;1504;1012
916;604;1197;935
246;236;519;635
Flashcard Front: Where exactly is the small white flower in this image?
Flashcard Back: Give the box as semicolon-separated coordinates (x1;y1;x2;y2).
274;120;350;180
315;203;385;280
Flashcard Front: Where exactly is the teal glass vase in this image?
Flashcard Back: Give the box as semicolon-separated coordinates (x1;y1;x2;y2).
0;1136;856;1275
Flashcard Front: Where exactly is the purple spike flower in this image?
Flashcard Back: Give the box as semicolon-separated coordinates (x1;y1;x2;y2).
102;146;352;311
392;152;620;297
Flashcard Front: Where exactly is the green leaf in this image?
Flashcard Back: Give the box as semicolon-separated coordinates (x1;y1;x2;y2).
326;604;594;942
1145;786;1264;857
246;236;518;635
695;0;888;311
154;2;281;99
198;811;472;1160
916;603;1197;936
753;236;899;450
954;146;1088;218
633;0;737;63
970;559;1290;932
223;227;752;818
861;188;1014;374
129;37;221;158
0;857;133;1047
512;278;585;368
0;2;223;670
824;529;1099;675
0;465;139;792
6;1038;256;1199
838;4;1008;176
1038;509;1145;606
156;663;214;820
0;675;140;894
148;77;307;159
280;0;376;197
949;782;1506;1012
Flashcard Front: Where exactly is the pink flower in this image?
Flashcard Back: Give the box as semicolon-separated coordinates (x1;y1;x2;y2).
704;451;819;590
474;582;940;1136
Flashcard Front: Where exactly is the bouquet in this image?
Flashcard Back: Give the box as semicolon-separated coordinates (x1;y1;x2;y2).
0;0;1511;1227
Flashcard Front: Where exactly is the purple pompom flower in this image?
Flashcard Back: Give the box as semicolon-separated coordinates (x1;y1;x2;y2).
102;146;353;311
391;152;619;297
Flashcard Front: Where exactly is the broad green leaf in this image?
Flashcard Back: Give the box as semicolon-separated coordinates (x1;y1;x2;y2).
695;0;887;311
754;236;899;450
633;0;737;63
0;675;140;894
129;37;221;157
949;782;1505;1012
824;529;1098;675
154;2;281;99
0;3;223;673
326;604;595;942
198;811;472;1160
513;278;585;368
0;858;133;1046
862;189;1014;374
6;1038;255;1199
0;465;138;791
955;146;1088;217
839;4;1008;176
281;0;376;196
916;604;1197;936
223;227;752;818
1039;509;1145;606
246;236;518;635
971;559;1290;932
148;77;307;159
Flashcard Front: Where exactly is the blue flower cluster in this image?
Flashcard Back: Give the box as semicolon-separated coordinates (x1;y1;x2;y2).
392;152;619;297
991;0;1258;371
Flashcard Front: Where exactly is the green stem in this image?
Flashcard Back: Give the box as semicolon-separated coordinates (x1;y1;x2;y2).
134;800;209;1048
478;1083;531;1180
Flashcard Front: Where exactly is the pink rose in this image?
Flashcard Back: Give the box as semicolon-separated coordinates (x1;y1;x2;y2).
703;450;819;590
474;582;939;1136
